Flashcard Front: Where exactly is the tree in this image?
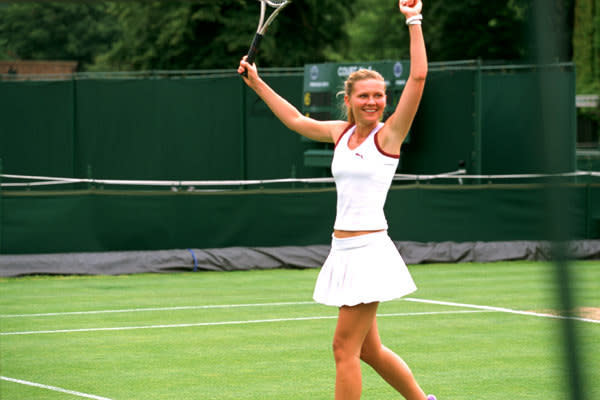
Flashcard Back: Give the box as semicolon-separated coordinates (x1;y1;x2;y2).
0;3;119;69
426;0;528;61
0;0;583;70
573;0;599;130
92;0;353;71
328;0;408;61
573;0;599;93
0;1;352;71
330;0;570;63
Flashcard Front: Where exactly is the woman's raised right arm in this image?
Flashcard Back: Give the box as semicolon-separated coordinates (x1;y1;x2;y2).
239;57;343;143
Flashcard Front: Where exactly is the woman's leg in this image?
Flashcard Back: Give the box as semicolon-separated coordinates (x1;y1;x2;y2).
360;318;427;400
332;302;379;400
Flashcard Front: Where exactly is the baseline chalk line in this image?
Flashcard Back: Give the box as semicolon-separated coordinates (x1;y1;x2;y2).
0;301;316;318
1;376;112;400
405;298;599;324
0;310;487;336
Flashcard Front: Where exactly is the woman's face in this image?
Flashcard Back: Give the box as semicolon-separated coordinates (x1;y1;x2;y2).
346;79;386;125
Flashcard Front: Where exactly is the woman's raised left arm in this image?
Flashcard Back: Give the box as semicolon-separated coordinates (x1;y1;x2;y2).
379;0;427;153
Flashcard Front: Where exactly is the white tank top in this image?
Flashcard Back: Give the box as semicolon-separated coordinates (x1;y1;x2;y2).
331;123;399;231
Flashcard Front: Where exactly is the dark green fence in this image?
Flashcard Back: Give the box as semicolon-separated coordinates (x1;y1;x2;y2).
1;62;590;254
404;62;576;175
0;62;576;181
301;61;576;176
2;183;598;254
0;70;320;181
75;78;244;180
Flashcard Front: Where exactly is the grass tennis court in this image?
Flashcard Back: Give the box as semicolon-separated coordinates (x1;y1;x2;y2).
1;261;598;400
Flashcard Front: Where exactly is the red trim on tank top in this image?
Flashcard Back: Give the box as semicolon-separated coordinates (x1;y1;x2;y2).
334;124;354;148
374;131;400;159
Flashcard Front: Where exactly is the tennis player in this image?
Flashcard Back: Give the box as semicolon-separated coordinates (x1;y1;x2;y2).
239;1;434;399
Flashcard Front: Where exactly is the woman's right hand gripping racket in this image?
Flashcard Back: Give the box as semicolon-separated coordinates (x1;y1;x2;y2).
241;0;292;77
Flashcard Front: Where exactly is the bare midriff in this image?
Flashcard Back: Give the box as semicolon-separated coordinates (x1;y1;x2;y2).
333;229;385;238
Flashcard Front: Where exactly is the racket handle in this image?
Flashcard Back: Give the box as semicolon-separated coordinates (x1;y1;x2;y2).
241;33;263;77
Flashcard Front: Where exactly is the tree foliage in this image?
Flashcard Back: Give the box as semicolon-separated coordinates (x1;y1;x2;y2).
573;0;599;93
0;0;584;71
425;0;529;62
0;3;118;68
0;1;352;70
337;0;568;63
572;0;599;124
330;0;408;61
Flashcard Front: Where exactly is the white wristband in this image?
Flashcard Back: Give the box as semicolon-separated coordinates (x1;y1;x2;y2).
406;14;423;25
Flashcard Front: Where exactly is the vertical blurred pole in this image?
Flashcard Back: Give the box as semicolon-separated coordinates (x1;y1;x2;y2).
532;1;586;399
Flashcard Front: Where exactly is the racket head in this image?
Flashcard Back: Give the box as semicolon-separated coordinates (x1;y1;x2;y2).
262;0;288;7
241;0;290;77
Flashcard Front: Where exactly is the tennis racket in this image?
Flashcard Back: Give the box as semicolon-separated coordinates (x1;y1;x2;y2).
241;0;291;77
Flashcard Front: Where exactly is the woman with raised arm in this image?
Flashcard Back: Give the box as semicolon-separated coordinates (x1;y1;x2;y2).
239;1;434;399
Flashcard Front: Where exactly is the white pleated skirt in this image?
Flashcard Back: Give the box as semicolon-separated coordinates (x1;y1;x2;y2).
313;231;417;307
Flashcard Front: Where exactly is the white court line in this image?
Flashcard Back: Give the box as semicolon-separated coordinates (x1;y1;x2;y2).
2;298;596;336
0;301;315;318
1;376;112;400
405;297;600;324
0;310;487;336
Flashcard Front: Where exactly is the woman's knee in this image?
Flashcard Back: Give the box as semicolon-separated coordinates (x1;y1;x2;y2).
360;342;383;366
332;336;358;364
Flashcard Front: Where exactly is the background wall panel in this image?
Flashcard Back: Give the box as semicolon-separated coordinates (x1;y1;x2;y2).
0;80;75;177
75;77;244;180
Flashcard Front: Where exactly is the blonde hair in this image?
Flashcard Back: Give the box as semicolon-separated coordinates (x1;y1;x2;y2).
342;69;385;124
